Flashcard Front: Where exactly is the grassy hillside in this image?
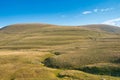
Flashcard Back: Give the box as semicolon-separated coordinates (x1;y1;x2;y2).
0;24;120;80
82;24;120;34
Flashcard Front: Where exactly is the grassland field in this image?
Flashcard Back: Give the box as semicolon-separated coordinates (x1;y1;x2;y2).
0;24;120;80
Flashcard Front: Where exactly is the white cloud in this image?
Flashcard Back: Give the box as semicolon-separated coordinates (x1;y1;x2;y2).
82;8;113;15
82;11;92;14
100;8;113;12
94;9;98;12
102;18;120;27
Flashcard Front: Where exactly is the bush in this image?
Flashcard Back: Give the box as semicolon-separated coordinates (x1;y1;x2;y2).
53;51;61;55
77;66;120;76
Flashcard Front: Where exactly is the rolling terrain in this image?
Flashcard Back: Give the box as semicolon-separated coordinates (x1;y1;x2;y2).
0;24;120;80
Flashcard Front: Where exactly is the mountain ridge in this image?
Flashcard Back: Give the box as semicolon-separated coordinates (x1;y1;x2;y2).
1;24;120;34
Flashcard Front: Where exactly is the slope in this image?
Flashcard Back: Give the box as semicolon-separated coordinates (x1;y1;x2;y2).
81;24;120;34
0;24;120;77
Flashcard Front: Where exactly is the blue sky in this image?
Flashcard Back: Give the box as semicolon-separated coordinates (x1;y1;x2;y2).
0;0;120;27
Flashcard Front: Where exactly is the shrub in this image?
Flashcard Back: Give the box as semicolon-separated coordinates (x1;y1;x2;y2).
77;66;120;76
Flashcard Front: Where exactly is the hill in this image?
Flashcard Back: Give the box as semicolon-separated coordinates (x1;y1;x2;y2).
0;24;120;80
0;24;120;49
81;24;120;34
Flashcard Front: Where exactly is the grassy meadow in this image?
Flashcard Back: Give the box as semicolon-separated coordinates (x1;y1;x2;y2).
0;50;119;80
0;24;120;80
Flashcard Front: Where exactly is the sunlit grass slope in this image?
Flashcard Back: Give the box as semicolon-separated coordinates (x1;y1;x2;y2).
0;24;120;79
0;50;119;80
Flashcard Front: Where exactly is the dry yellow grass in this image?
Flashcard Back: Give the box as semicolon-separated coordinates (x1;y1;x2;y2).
0;24;120;80
0;50;119;80
0;50;49;56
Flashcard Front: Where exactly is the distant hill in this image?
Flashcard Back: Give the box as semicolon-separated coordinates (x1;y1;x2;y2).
81;24;120;34
0;23;119;48
0;23;120;76
1;24;120;34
